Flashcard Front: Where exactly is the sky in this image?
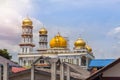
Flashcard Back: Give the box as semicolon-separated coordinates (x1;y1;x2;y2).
1;0;120;61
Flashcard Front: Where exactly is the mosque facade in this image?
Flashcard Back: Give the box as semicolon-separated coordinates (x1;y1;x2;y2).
18;17;94;69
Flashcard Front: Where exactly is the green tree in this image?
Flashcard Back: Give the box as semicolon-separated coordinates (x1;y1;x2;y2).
0;49;12;60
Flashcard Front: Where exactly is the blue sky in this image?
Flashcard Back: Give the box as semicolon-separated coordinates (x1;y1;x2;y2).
1;0;120;61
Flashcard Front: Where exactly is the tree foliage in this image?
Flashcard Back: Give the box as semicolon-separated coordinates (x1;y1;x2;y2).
0;49;12;60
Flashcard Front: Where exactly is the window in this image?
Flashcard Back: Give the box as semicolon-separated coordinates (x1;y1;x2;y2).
81;56;86;66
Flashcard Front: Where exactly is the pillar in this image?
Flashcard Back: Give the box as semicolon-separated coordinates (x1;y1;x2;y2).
73;58;77;65
19;58;21;65
31;65;35;80
60;63;64;80
79;58;81;66
3;63;9;80
51;62;56;80
0;65;2;80
67;65;70;80
86;58;89;69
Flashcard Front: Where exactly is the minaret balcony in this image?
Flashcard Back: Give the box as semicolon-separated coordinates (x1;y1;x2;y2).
21;34;33;36
19;43;35;47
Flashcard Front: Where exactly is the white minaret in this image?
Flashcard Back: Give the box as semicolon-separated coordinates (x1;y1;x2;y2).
18;17;35;66
37;27;48;52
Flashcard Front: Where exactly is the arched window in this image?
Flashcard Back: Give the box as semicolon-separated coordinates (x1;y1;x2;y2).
22;48;25;53
76;59;79;65
81;56;86;66
24;60;26;66
40;59;44;63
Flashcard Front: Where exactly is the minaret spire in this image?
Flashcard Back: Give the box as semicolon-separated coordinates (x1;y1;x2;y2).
37;25;48;53
18;17;35;66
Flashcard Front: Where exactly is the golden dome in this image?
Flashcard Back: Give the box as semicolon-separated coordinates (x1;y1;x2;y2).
22;17;32;26
74;38;86;48
50;33;67;48
39;27;47;35
85;45;92;52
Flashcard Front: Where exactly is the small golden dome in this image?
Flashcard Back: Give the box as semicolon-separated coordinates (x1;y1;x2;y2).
39;27;47;35
22;17;32;26
74;38;86;48
85;45;92;52
50;33;67;48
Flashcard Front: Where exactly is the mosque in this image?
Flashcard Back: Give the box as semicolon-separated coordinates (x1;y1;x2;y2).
18;17;95;69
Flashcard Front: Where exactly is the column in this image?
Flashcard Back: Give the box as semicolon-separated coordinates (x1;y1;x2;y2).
67;65;70;80
0;65;2;80
21;59;23;66
86;58;89;69
3;63;9;80
26;59;29;66
51;62;56;80
73;59;77;65
18;58;20;65
31;65;35;80
71;59;73;64
79;58;81;66
60;63;64;80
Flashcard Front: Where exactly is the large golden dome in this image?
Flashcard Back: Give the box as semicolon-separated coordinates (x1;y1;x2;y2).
74;38;86;48
22;17;32;26
85;45;92;52
39;27;47;35
50;33;67;48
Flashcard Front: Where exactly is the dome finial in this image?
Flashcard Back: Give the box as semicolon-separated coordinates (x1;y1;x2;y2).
57;32;60;36
25;14;30;20
39;25;48;35
26;14;29;18
22;16;32;26
42;23;44;27
78;33;81;38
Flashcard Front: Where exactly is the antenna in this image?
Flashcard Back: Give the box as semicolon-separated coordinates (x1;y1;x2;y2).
42;24;44;28
40;24;45;28
78;33;82;38
56;27;60;34
26;14;29;19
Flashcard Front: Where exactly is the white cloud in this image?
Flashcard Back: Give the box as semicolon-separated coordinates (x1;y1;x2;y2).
113;27;120;34
105;27;120;59
107;27;120;39
108;27;120;34
0;0;34;60
48;0;120;8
